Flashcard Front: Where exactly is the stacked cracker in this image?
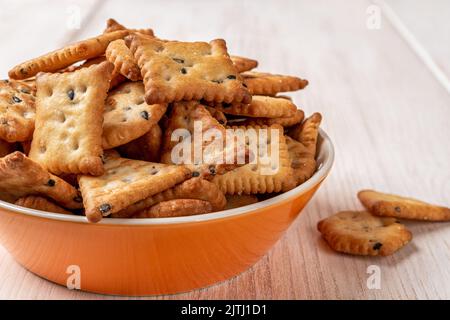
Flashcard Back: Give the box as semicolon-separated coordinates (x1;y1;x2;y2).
0;19;320;223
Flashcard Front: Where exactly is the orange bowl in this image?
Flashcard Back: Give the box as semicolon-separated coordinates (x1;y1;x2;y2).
0;129;334;296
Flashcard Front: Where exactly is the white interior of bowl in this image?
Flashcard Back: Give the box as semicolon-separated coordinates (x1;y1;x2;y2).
0;129;334;225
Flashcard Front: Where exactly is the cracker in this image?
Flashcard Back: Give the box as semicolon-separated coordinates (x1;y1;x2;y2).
135;199;213;218
225;194;258;210
0;139;15;157
213;95;297;118
126;34;251;104
240;109;304;127
317;211;412;256
0;152;82;208
104;18;154;37
112;177;226;218
0;79;36;142
288;112;322;153
102;82;167;149
106;39;141;81
161;101;245;179
242;72;309;96
230;55;258;73
212;125;296;194
15;195;72;215
9;30;129;80
29;61;113;176
286;136;316;186
78;156;192;222
117;124;162;162
206;106;227;125
358;190;450;221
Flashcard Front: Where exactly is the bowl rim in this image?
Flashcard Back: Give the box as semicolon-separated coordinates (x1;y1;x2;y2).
0;128;334;225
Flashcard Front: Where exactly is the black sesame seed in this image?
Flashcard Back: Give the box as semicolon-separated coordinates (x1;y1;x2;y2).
373;242;383;250
227;75;237;80
21;88;30;94
73;196;83;203
67;89;75;100
173;58;184;64
209;165;216;175
192;171;200;177
140;110;149;120
394;206;401;212
243;83;248;88
99;203;112;215
46;179;56;187
181;68;187;74
12;96;22;103
212;79;223;84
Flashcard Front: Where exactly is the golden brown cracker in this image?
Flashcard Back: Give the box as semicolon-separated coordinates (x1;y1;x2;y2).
317;211;412;256
230;55;258;73
103;82;167;149
104;18;154;37
134;199;213;218
286;136;316;186
225;194;258;210
240;109;304;127
288;112;322;152
9;31;129;80
206;106;227;126
29;62;114;176
117;124;162;162
106;39;141;81
15;195;73;215
358;190;450;221
242;72;308;96
126;34;251;104
113;177;226;218
0;151;82;208
78;156;192;222
0;79;36;142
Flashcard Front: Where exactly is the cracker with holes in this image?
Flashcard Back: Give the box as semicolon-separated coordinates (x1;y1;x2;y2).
15;195;73;215
78;156;192;222
225;194;258;210
317;211;412;256
104;18;154;37
0;152;82;208
126;34;251;104
103;82;167;149
29;62;114;176
160;101;246;179
0;80;35;142
212;125;296;194
9;31;128;80
118;124;162;162
112;177;226;218
135;199;213;218
213;95;298;118
242;72;308;96
240;109;304;127
230;55;258;73
106;39;142;81
358;190;450;221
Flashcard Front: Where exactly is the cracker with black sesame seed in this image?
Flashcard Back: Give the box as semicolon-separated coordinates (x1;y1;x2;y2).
29;62;114;176
106;39;142;81
0;152;82;209
134;199;213;218
78;156;192;222
9;31;129;80
112;177;226;218
317;211;412;256
117;124;162;162
242;72;309;96
230;55;258;73
212;95;298;118
0;80;35;142
240;109;304;127
212;125;296;194
160;101;245;179
15;195;73;215
102;82;167;149
126;34;251;104
358;190;450;221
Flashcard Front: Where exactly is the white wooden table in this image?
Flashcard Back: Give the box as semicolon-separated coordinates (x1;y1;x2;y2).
0;0;449;299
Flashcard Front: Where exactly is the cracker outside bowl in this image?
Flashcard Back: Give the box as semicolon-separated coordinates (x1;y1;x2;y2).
0;129;334;296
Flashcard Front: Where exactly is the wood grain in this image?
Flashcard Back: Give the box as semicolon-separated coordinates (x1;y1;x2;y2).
0;0;449;299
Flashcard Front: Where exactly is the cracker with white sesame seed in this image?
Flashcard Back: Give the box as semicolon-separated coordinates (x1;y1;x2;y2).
126;34;251;104
102;82;167;149
29;62;114;176
317;211;412;256
0;80;35;142
78;156;192;222
242;72;309;96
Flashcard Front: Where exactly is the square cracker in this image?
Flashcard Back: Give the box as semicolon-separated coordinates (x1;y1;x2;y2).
29;61;114;176
0;151;82;209
0;80;35;142
78;155;192;222
126;34;251;104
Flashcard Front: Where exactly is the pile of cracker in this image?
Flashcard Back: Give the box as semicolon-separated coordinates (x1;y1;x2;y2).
0;19;321;223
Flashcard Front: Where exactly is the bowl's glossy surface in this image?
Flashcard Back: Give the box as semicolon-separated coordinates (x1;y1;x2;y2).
0;129;334;296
